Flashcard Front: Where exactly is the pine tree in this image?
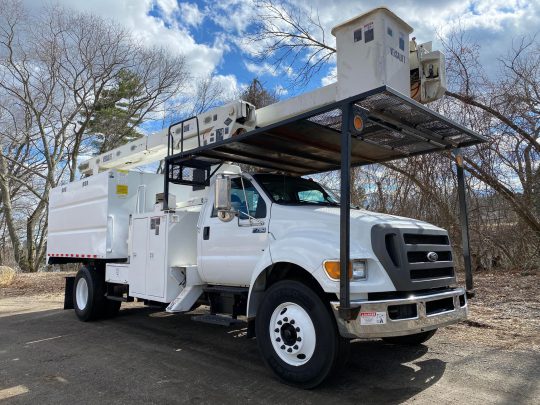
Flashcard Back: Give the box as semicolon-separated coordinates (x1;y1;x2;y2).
86;70;144;153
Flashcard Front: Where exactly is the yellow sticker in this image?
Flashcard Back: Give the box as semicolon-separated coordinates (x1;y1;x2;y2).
116;184;128;195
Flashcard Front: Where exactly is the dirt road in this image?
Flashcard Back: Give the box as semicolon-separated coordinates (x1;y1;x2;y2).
0;272;538;404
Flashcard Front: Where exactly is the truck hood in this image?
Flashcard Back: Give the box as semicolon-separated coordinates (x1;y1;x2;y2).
268;204;443;255
270;204;442;232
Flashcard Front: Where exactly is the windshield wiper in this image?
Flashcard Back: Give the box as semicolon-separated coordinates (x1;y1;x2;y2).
297;200;340;207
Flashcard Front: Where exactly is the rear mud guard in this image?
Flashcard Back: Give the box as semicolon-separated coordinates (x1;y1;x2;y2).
64;276;75;309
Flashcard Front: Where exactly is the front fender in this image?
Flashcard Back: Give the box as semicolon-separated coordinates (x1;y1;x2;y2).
246;234;397;317
246;235;371;318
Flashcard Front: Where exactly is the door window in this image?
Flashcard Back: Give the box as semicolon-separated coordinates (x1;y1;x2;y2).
212;178;267;219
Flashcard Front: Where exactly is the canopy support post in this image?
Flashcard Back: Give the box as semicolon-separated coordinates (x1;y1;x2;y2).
339;101;355;319
454;149;474;297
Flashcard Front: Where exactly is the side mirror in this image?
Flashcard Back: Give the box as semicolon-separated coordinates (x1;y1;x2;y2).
214;175;235;222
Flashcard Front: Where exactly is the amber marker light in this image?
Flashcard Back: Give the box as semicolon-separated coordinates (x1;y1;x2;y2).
353;115;364;132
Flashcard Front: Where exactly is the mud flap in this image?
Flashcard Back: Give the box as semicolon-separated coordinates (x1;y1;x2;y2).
64;276;75;309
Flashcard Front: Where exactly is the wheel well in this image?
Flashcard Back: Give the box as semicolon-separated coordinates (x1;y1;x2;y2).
248;262;335;319
267;263;325;296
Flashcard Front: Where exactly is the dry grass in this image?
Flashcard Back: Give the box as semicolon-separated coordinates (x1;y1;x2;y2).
0;266;16;287
0;271;74;297
442;268;540;351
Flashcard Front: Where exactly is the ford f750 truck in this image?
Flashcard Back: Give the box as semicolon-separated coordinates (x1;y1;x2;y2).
47;8;485;387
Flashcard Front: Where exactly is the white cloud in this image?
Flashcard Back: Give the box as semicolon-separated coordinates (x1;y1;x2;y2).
244;61;279;77
274;84;288;97
212;74;242;101
321;66;337;87
206;0;539;80
22;0;223;80
155;0;178;18
179;2;205;28
206;0;257;34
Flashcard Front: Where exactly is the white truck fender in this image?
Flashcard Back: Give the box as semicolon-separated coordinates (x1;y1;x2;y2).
246;236;344;318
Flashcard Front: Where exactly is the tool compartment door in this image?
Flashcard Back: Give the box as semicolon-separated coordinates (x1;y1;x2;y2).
130;217;148;295
146;215;166;298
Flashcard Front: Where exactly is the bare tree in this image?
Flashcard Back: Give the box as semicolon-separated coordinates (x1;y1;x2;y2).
246;0;335;87
246;2;540;270
240;78;279;108
0;0;189;272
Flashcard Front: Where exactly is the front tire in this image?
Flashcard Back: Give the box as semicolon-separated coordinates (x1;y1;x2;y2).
382;329;437;345
255;280;346;388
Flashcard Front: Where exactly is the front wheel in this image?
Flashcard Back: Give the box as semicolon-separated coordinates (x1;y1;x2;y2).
255;280;347;388
382;329;437;345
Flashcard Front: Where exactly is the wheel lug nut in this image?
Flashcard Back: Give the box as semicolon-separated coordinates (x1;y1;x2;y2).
281;345;285;350
287;348;292;353
274;328;279;333
295;327;300;332
297;337;302;342
293;345;298;350
276;337;281;342
284;317;288;322
277;321;282;325
290;320;295;324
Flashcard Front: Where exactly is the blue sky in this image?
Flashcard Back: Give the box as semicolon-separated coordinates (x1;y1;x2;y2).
23;0;540;133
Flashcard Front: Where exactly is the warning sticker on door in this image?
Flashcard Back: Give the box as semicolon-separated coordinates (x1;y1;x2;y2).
360;311;387;325
116;184;128;196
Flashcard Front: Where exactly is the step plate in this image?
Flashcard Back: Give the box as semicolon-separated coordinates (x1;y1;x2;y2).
191;314;245;327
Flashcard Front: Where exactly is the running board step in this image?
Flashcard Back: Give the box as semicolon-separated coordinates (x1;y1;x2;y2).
203;286;248;295
191;314;245;327
105;294;132;302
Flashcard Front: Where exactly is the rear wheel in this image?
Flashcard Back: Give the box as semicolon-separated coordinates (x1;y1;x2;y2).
74;266;105;321
382;329;437;345
255;280;347;388
73;265;121;321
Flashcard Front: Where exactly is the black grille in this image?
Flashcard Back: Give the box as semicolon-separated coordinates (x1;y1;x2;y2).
371;225;457;291
388;303;417;320
407;251;452;263
411;267;454;280
404;233;449;245
426;297;455;315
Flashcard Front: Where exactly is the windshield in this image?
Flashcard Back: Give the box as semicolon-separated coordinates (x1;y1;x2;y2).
253;174;340;206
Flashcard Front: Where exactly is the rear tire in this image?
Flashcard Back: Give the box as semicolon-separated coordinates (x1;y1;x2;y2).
255;280;346;388
73;265;106;321
382;329;437;345
73;266;122;321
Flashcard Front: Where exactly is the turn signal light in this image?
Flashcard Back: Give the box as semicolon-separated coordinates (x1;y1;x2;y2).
324;260;368;281
323;261;352;280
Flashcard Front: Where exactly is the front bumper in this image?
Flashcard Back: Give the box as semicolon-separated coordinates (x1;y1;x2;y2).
330;287;468;338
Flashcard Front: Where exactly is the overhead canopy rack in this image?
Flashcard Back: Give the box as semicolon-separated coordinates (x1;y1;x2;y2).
165;86;486;176
164;85;486;320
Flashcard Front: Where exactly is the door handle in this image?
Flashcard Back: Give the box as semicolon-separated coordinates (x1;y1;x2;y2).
203;226;210;240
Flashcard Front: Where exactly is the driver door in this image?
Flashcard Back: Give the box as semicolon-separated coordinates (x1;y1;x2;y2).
199;177;269;286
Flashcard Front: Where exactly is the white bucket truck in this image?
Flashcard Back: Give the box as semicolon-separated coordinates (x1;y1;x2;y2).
48;8;483;387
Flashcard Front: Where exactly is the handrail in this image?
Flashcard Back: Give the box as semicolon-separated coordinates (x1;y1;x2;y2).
166;115;202;158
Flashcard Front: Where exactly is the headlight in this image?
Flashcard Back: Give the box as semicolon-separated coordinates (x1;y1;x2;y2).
351;260;367;280
323;259;368;281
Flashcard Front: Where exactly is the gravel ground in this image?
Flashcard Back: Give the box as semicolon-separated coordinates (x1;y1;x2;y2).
0;270;538;404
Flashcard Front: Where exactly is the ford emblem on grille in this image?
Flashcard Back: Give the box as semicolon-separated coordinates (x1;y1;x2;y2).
427;252;439;262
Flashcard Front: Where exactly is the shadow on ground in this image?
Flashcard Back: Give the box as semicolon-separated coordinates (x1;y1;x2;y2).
0;305;441;403
0;305;536;404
